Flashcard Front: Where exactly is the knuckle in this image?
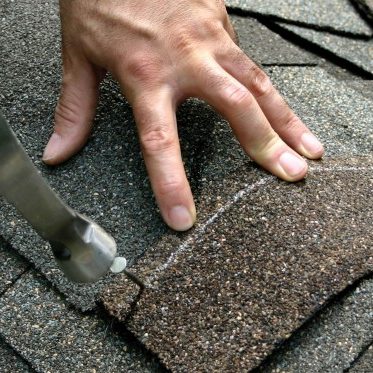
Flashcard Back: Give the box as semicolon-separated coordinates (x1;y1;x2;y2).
171;19;224;56
140;124;174;154
249;66;272;97
253;132;280;156
282;114;302;131
207;72;229;92
55;92;80;128
230;27;239;46
224;84;253;109
126;56;161;83
226;47;247;69
201;18;224;37
172;32;196;55
157;177;184;197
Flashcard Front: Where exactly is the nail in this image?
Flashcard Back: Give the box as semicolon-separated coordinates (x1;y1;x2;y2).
301;133;324;158
169;205;194;231
42;132;60;162
279;152;307;178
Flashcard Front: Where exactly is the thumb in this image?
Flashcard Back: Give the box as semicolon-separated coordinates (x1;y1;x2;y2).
43;60;103;165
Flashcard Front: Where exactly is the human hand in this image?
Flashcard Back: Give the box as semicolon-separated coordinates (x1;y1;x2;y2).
43;0;324;231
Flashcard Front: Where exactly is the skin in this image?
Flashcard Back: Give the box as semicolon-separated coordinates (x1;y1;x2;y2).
43;0;324;231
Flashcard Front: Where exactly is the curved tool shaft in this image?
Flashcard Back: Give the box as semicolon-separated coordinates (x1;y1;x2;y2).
0;112;118;282
0;115;75;240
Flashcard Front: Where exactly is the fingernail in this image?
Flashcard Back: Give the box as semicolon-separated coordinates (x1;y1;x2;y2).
42;133;60;162
301;133;324;158
279;152;307;178
169;205;194;231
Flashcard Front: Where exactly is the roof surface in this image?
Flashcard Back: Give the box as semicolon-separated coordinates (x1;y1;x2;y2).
225;0;372;35
279;23;373;75
0;0;372;371
102;157;373;371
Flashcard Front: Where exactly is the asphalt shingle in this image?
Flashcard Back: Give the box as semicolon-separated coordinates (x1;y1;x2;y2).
230;16;318;65
257;279;373;372
351;0;373;25
0;338;31;373
350;345;373;373
0;0;372;326
102;157;373;372
345;80;373;101
0;238;29;294
0;271;163;373
278;23;373;75
0;0;372;371
269;67;372;156
0;0;323;310
225;0;372;36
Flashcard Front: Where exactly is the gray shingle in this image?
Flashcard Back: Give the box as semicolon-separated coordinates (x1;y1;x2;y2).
225;0;372;36
258;279;373;372
351;0;373;25
230;16;318;65
344;80;373;101
0;338;31;373
278;23;373;75
0;271;163;373
350;345;373;373
0;0;372;315
266;67;373;157
0;238;29;294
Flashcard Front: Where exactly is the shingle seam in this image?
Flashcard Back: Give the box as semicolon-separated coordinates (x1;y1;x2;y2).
0;267;31;299
227;6;373;39
257;18;373;79
0;335;36;373
253;272;373;373
0;235;31;271
0;237;83;314
94;305;171;373
261;63;319;67
344;340;373;372
350;0;373;28
145;165;373;288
